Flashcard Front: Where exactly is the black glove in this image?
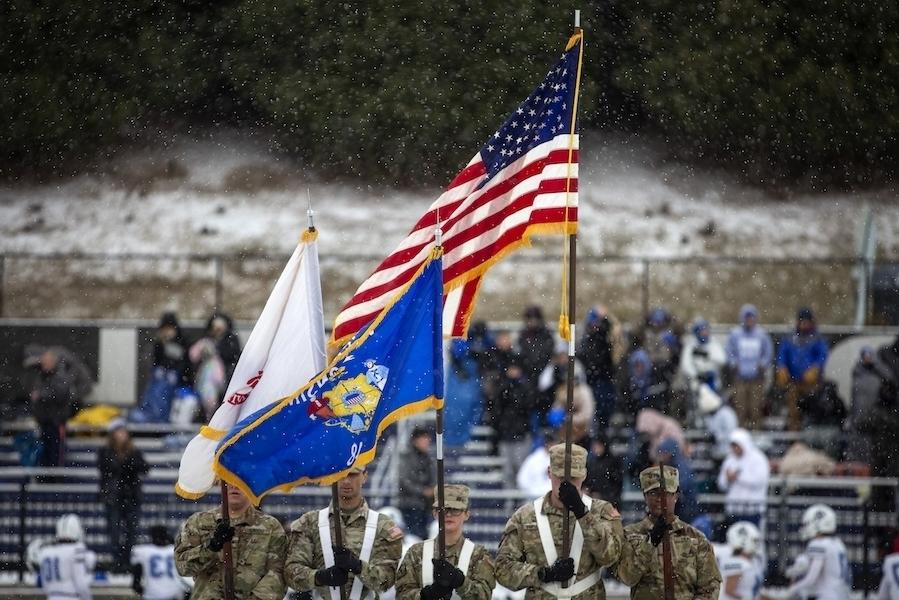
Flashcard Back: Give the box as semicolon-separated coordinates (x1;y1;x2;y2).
558;481;587;519
420;583;453;600
649;517;672;547
538;557;575;583
432;558;465;589
206;520;235;552
315;566;349;587
333;546;363;574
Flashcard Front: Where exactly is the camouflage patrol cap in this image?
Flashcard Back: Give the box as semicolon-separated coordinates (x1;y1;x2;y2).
639;465;679;493
433;484;470;511
549;443;587;478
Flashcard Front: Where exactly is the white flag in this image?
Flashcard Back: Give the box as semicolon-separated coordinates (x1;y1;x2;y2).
175;230;327;499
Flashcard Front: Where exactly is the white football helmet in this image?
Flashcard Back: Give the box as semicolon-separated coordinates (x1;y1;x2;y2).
800;504;836;541
56;513;85;542
726;521;762;555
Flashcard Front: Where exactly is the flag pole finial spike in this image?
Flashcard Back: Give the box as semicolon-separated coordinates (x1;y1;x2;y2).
306;188;315;231
574;9;580;28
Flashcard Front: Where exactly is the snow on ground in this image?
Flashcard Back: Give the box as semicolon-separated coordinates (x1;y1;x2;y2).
0;129;896;324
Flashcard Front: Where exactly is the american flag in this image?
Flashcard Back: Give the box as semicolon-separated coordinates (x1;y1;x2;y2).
332;33;583;346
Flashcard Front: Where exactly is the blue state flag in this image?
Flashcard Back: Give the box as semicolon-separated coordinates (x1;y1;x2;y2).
214;248;444;503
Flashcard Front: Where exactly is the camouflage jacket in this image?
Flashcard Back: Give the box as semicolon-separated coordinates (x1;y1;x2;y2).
285;500;403;598
495;493;624;600
174;505;287;600
614;515;721;600
395;536;495;600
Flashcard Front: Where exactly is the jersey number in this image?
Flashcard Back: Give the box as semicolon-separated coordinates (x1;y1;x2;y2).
149;555;175;578
40;557;61;582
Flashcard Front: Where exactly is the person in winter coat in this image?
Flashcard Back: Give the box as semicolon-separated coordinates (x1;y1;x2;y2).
717;429;770;528
726;304;773;430
621;349;670;416
99;419;150;572
869;379;899;511
517;305;555;422
397;427;435;540
576;305;624;429
847;346;893;464
657;437;701;525
698;385;738;461
584;433;623;508
775;307;829;430
680;318;727;426
548;370;595;448
443;335;484;448
23;346;93;468
189;337;226;421
135;312;190;423
486;330;532;483
205;313;241;383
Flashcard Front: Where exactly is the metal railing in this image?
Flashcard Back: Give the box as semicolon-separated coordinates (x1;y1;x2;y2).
0;251;887;325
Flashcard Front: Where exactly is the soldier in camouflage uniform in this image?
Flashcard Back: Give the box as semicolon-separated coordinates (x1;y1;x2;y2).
285;466;403;599
395;484;495;600
495;443;624;600
614;465;721;599
174;483;287;599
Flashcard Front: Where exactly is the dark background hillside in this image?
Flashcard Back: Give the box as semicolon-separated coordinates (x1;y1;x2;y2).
2;1;897;188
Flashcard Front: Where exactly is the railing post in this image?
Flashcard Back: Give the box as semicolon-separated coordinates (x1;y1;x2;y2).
214;256;224;312
641;258;650;318
0;254;5;318
861;497;869;598
17;477;27;583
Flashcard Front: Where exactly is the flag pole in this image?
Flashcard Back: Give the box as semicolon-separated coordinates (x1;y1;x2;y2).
434;226;447;559
561;10;585;569
331;484;350;600
219;481;236;600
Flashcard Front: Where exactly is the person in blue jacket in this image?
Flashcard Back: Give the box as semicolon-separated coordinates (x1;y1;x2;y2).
775;307;828;430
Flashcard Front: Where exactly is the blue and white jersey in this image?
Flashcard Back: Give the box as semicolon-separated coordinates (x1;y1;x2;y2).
718;554;762;600
788;536;851;600
36;541;96;600
877;553;899;600
131;544;189;600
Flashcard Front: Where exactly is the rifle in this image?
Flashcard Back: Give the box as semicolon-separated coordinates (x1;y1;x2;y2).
658;464;675;600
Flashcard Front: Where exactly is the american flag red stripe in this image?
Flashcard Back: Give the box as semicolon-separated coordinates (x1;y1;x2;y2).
331;34;583;346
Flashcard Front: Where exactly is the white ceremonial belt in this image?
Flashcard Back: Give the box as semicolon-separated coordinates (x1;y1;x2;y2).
539;571;602;599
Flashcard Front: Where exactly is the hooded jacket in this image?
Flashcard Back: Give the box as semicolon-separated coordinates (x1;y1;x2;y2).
716;429;770;516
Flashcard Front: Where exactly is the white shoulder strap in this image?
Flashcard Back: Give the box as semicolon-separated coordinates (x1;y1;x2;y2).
421;538;476;600
347;510;379;600
533;495;598;598
317;508;341;600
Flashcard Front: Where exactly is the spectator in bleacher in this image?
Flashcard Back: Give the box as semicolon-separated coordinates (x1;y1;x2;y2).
397;427;435;540
517;305;555;424
775;307;828;431
189;336;227;421
698;384;738;461
620;349;669;416
877;334;899;384
657;437;700;525
717;429;770;529
99;419;149;572
516;430;554;499
778;442;836;477
636;306;682;391
486;330;533;484
24;346;93;468
205;312;241;383
869;379;899;511
134;312;190;423
576;305;624;430
584;432;623;508
726;303;773;430
847;346;893;465
547;365;594;449
443;330;484;448
679;317;727;426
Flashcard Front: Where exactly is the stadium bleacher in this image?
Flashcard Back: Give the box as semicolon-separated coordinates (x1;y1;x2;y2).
0;416;895;598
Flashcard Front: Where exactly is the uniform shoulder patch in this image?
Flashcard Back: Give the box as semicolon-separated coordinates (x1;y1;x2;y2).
387;526;404;541
605;505;621;519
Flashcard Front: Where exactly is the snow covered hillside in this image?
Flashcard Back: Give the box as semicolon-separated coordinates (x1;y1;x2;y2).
1;130;897;326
